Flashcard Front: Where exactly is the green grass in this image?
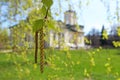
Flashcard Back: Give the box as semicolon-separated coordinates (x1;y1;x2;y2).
0;48;120;80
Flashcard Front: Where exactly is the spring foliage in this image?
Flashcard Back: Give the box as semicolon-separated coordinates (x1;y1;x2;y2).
0;0;120;79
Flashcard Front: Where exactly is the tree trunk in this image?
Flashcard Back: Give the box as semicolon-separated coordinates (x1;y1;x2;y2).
39;27;44;73
35;31;38;63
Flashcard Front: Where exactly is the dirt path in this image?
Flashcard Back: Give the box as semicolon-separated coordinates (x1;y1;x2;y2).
0;50;12;53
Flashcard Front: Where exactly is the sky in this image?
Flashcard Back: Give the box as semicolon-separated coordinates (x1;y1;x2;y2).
51;0;119;34
51;0;108;34
0;0;119;35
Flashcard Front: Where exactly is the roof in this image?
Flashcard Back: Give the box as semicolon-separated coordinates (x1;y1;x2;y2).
66;24;84;28
66;10;76;13
66;10;75;12
66;24;84;33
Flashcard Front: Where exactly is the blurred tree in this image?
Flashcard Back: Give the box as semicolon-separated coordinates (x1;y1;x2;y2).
100;25;108;46
0;28;9;49
86;28;100;47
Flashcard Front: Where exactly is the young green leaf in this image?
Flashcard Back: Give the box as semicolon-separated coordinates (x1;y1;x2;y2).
117;26;120;36
46;19;56;29
42;0;53;8
32;19;45;32
40;6;47;17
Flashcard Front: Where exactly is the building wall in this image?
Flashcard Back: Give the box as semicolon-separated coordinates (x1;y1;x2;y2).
49;28;85;49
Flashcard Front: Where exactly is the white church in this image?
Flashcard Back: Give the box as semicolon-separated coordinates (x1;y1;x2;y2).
48;10;85;49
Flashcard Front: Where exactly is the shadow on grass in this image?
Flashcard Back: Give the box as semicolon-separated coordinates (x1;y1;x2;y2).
116;52;120;55
0;61;15;68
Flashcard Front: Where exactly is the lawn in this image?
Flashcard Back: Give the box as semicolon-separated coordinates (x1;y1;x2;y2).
0;48;120;80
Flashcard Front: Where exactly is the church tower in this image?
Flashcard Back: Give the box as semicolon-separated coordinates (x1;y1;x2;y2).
64;10;77;25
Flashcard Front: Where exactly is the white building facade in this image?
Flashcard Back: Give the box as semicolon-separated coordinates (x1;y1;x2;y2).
49;10;85;49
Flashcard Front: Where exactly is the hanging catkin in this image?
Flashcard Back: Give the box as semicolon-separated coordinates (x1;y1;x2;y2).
39;27;44;73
